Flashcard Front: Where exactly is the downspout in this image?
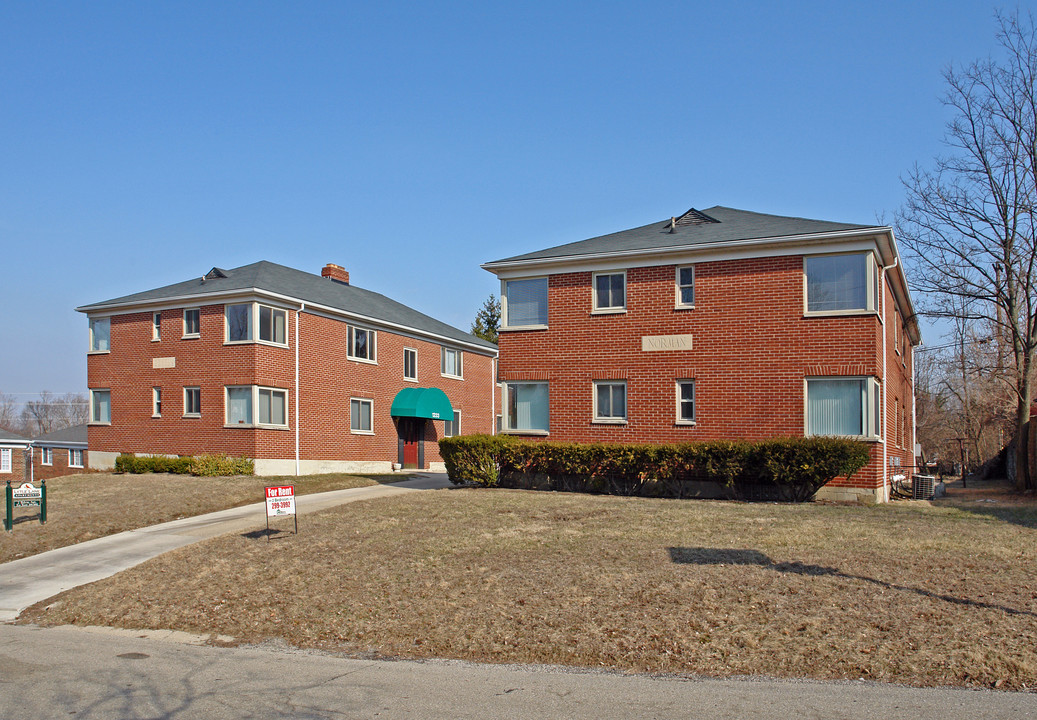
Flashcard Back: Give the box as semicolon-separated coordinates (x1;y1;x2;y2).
295;303;305;476
880;256;900;502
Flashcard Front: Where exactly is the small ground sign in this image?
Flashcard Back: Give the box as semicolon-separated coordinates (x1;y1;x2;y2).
5;480;46;531
264;485;297;538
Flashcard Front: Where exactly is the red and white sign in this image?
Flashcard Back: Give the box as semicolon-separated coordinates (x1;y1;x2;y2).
265;485;296;517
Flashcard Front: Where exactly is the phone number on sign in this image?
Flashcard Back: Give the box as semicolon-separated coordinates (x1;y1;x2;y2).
269;501;293;510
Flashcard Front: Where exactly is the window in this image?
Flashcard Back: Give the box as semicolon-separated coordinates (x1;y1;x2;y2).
594;381;627;422
90;389;111;424
0;448;10;473
806;377;881;438
805;254;876;313
504;277;548;327
259;305;287;344
41;447;53;465
504;382;549;433
676;380;696;423
89;317;110;352
593;272;626;311
152;312;162;341
69;449;83;468
226;303;252;342
894;311;901;355
676;266;695;307
184;387;201;416
350;398;373;434
441;347;463;378
183;308;200;337
153;387;162;417
226;386;287;427
444;410;461;437
348;326;376;362
404;348;417;381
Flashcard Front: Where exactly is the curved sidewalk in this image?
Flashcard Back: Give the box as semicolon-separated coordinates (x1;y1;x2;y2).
0;473;451;622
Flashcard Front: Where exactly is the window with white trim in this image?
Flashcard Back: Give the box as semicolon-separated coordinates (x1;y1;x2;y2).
676;266;695;307
404;348;417;381
259;305;286;344
503;277;548;327
225;303;288;346
69;449;84;468
225;386;287;427
348;326;376;362
152;312;162;341
184;387;201;417
443;410;461;437
504;382;549;433
676;380;695;423
0;448;10;473
183;308;201;337
441;347;462;378
350;398;373;434
593;272;626;311
805;253;877;313
90;389;111;424
89;317;110;352
593;380;627;422
41;447;53;465
806;377;881;438
152;387;162;417
226;303;253;342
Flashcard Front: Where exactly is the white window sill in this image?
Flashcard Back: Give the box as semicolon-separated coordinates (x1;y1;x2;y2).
675;420;697;426
151;339;161;343
151;414;161;419
590;308;626;316
182;414;201;419
41;463;52;467
69;466;83;469
500;429;549;436
224;423;289;430
809;433;882;443
441;373;463;380
182;334;200;340
350;429;375;436
500;324;548;332
223;340;290;348
674;305;695;311
592;419;628;425
347;356;378;365
87;350;111;355
803;309;878;318
404;377;418;383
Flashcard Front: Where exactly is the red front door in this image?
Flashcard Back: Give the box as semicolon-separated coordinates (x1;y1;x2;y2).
401;418;422;468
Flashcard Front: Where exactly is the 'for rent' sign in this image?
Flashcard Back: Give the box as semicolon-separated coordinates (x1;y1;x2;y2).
265;485;296;517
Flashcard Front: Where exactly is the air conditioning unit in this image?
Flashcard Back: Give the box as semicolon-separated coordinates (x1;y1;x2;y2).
912;474;935;500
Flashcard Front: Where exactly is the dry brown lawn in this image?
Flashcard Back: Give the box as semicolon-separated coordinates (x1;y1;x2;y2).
20;477;1037;689
0;472;395;563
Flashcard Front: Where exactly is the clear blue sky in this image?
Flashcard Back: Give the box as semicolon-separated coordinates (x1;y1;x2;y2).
0;1;1017;396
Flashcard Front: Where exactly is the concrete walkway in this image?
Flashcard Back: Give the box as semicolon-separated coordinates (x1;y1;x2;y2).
0;473;451;622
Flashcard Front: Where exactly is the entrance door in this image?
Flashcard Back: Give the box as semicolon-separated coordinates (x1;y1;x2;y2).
398;418;424;469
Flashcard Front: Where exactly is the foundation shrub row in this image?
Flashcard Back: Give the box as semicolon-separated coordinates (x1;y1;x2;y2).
439;435;870;502
114;453;255;477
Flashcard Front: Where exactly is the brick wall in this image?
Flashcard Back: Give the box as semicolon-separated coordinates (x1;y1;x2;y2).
87;302;496;472
498;256;916;500
32;447;89;480
1;446;29;485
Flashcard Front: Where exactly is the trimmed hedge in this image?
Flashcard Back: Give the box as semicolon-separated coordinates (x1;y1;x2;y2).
115;453;254;477
439;435;870;502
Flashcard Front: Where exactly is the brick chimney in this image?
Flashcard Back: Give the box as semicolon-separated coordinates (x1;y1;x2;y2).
321;263;349;284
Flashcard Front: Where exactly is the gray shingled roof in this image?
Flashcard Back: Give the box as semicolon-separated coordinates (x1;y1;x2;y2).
485;206;882;265
33;424;87;445
0;428;31;444
77;261;496;351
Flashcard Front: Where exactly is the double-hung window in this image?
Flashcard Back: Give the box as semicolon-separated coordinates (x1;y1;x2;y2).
593;272;626;312
259;305;286;344
806;377;881;438
183;308;201;337
226;386;287;427
503;277;548;328
0;448;10;473
41;447;53;465
593;380;627;422
152;312;162;341
184;387;201;417
348;326;376;362
441;347;462;378
676;266;695;308
805;253;877;313
404;348;417;381
69;449;84;468
350;398;373;434
90;389;111;424
89;317;110;352
504;382;549;433
443;410;461;437
225;303;288;345
676;380;695;423
152;387;162;417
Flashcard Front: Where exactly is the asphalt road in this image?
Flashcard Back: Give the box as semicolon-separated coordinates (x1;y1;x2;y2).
1;624;1034;720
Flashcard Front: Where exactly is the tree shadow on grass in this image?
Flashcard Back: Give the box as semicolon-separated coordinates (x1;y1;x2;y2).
668;546;1037;618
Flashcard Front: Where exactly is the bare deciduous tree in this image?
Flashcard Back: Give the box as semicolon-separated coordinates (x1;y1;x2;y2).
0;391;22;434
897;10;1037;489
19;391;88;436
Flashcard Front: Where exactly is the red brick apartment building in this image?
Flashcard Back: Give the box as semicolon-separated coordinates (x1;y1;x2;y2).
483;206;920;503
32;424;88;481
0;430;32;484
77;262;497;474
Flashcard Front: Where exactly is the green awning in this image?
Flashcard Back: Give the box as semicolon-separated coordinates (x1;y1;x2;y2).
390;387;454;420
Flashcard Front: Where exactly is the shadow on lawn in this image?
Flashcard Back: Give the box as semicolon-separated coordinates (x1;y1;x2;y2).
668;546;1037;618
